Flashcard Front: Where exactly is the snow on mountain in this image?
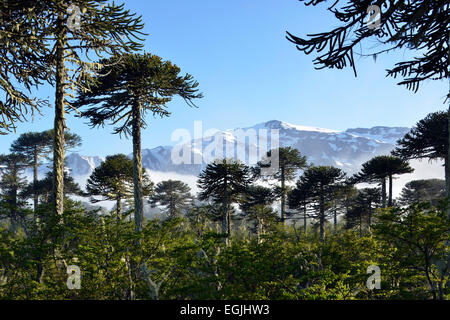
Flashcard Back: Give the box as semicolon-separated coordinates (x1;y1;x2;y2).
62;120;412;179
250;120;341;134
65;153;105;176
18;119;439;216
345;126;409;144
42;120;443;211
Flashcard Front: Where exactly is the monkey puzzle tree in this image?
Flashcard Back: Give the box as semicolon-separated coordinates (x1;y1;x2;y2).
354;155;413;208
0;0;49;134
399;179;446;207
1;0;145;216
384;157;414;206
0;153;31;232
345;187;381;235
288;180;313;234
257;147;308;224
393;111;448;197
240;185;277;243
87;154;153;222
150;180;192;220
10;131;52;213
295;166;347;241
75;52;202;234
198;159;253;245
10;129;81;219
286;0;449;201
21;170;85;209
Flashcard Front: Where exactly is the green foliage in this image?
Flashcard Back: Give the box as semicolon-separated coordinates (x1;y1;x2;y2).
257;147;308;182
0;1;50;133
345;188;381;232
75;52;203;136
198;159;253;205
0;198;449;300
150;180;192;219
21;171;85;204
292;166;347;240
256;147;308;223
354;156;414;183
286;0;450;93
399;179;446;207
87;154;153;205
373;203;450;300
393;111;447;161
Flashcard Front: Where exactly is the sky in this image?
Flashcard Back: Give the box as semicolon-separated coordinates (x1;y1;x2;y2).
1;0;448;157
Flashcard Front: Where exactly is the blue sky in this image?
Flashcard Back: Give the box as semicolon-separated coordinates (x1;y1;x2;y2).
1;0;448;157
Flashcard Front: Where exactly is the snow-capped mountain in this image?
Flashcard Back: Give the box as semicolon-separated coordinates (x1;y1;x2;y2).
62;120;410;179
65;153;105;176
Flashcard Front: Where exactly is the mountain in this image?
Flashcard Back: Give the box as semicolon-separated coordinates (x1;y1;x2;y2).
66;153;105;176
63;120;411;179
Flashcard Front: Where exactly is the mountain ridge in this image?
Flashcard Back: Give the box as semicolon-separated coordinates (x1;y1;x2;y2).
62;120;410;178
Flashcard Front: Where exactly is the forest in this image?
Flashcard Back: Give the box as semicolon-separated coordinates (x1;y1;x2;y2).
0;0;449;301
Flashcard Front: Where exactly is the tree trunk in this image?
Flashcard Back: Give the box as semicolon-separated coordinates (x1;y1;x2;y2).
33;148;39;216
388;174;393;207
36;263;44;284
303;204;307;234
227;208;231;244
381;177;387;208
132;101;144;235
10;186;18;233
256;216;262;244
318;194;324;271
319;194;325;242
333;207;337;230
221;199;228;245
359;211;362;237
447;103;450;219
117;195;122;223
280;166;286;224
445;156;449;204
222;177;230;246
53;12;67;217
169;196;176;219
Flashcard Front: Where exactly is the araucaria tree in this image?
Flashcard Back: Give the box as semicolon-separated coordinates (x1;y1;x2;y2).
0;0;49;134
22;170;84;207
75;53;202;234
346;188;382;234
288;181;313;233
150;180;192;220
393;111;448;198
86;154;153;222
10;131;52;214
399;179;446;207
198;159;253;245
0;153;31;232
1;1;145;216
354;156;413;208
240;185;277;243
258;147;308;224
294;166;346;241
286;0;449;197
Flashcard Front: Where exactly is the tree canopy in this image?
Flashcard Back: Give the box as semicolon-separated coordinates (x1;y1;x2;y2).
286;0;450;92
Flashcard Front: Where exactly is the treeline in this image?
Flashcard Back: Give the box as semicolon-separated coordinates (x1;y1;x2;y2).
0;1;448;300
0;110;449;299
